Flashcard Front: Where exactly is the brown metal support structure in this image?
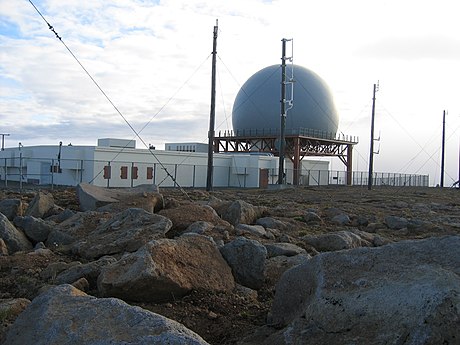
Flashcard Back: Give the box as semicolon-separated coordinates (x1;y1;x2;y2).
293;137;301;185
346;144;353;185
214;132;358;185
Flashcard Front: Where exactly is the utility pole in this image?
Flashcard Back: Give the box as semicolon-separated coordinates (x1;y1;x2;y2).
440;110;446;187
368;82;379;190
206;19;218;192
0;133;10;151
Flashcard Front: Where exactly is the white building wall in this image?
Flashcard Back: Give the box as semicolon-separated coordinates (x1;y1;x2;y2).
285;159;330;186
0;142;282;188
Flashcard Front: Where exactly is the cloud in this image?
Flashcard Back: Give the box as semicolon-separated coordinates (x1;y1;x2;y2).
355;35;460;61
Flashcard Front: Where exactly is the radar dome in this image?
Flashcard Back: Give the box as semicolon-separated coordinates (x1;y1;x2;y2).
232;64;339;135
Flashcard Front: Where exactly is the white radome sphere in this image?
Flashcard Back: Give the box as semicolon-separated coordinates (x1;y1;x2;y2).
232;64;339;135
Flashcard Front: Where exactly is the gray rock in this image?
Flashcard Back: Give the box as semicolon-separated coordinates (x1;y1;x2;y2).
72;208;172;260
331;213;351;225
264;242;307;258
323;207;345;219
220;237;267;290
34;242;46;250
302;230;365;252
25;191;55;218
0;238;8;255
235;224;267;237
0;213;32;253
0;199;23;221
385;215;409;229
303;211;322;224
55;256;117;287
220;200;264;226
40;261;81;281
264;254;310;287
266;236;460;345
3;284;210;345
350;229;391;247
0;298;30;322
13;216;53;243
45;208;76;223
45;211;111;247
256;217;289;231
98;234;234;302
185;221;214;235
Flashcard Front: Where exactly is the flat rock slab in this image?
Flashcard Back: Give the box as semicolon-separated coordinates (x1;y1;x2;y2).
77;183;162;213
3;284;210;345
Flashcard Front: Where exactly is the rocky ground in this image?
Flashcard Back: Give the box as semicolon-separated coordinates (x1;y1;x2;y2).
0;185;459;344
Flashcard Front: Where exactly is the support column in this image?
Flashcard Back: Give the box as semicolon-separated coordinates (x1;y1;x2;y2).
293;137;301;185
346;144;353;186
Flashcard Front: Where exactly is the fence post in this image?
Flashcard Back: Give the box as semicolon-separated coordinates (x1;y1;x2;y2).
80;160;84;183
3;158;7;187
51;158;54;190
107;161;110;188
131;162;134;188
174;164;178;188
193;165;196;188
228;166;231;188
19;152;23;190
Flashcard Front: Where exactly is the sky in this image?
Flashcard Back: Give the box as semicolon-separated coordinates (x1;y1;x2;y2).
1;0;460;186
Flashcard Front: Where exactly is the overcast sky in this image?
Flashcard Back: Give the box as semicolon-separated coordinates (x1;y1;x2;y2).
1;0;459;186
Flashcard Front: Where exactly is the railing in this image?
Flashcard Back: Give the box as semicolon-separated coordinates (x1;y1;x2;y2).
0;156;429;189
218;127;359;143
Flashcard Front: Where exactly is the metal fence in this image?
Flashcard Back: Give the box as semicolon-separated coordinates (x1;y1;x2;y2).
0;156;429;189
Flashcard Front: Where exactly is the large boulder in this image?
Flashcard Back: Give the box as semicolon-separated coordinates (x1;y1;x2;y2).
13;216;53;243
98;234;235;302
0;213;32;253
262;236;460;345
24;192;55;218
220;237;267;290
77;183;164;213
3;284;209;345
72;208;172;260
0;199;23;221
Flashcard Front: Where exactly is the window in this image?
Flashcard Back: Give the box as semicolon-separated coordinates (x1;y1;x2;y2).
120;166;128;179
103;165;111;179
50;165;62;173
147;167;153;180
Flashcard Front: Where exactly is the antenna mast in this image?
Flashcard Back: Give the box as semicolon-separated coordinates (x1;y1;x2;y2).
440;110;446;187
368;82;379;190
206;19;218;191
278;38;293;184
